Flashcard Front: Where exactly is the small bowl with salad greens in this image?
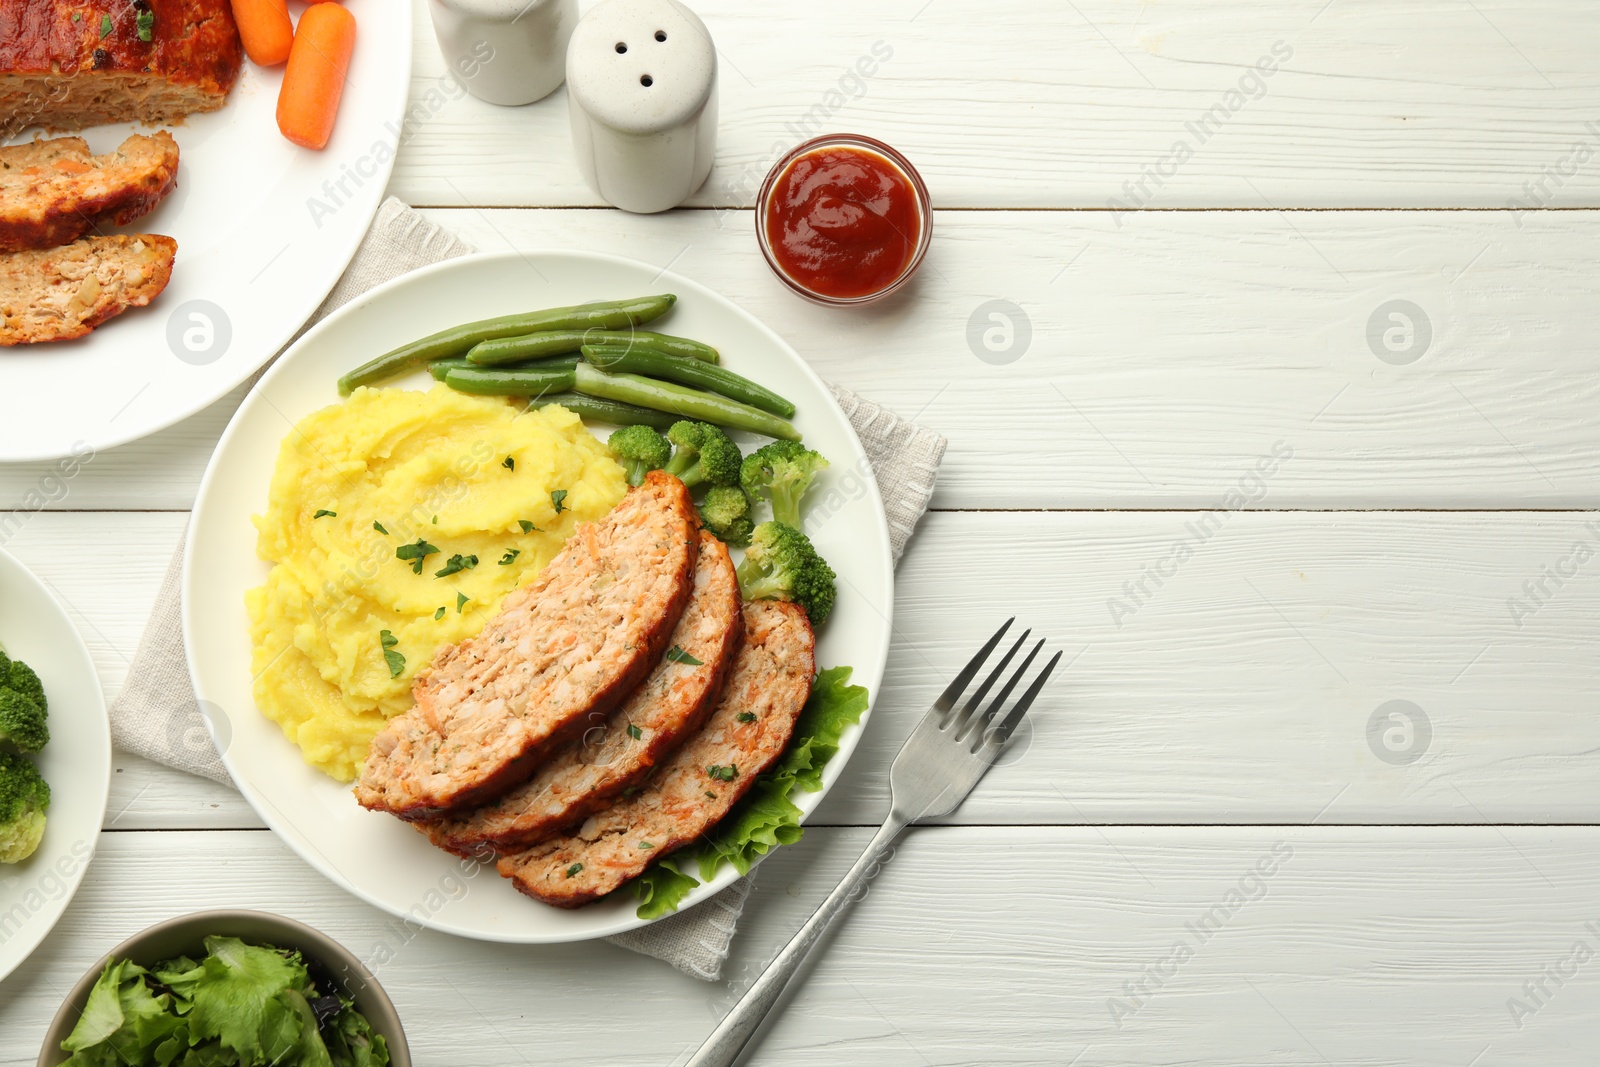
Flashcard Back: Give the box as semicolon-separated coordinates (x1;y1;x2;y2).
38;910;409;1067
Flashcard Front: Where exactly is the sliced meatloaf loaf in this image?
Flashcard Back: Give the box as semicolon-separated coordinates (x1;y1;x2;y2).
499;600;816;908
422;530;744;857
0;133;180;252
0;233;175;345
0;0;242;134
354;471;700;820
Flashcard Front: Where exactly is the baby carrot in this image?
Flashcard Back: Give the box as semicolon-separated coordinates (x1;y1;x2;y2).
229;0;293;66
276;3;357;151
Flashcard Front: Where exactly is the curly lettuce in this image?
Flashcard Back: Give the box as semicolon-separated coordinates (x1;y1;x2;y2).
631;665;870;919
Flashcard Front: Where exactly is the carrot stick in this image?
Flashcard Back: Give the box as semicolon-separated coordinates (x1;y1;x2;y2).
230;0;293;66
276;3;357;150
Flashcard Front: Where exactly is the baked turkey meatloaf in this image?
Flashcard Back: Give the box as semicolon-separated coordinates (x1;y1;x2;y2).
498;600;816;908
421;530;744;857
0;132;179;252
0;0;242;134
354;472;700;821
0;233;175;345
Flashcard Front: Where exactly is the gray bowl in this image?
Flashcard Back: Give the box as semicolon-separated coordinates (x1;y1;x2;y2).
37;910;411;1066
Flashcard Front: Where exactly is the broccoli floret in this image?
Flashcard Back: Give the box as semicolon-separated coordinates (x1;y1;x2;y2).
608;425;672;486
664;421;742;490
735;521;837;624
2;657;43;710
0;752;48;863
0;690;47;755
699;486;754;547
740;440;829;529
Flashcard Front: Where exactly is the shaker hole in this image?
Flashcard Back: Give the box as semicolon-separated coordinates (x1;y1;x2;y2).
654;30;667;41
640;74;654;86
615;42;628;53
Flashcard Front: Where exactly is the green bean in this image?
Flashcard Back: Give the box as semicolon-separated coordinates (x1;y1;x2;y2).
571;363;800;440
523;392;681;430
427;358;475;381
467;329;719;366
442;358;579;397
337;294;677;395
581;345;795;418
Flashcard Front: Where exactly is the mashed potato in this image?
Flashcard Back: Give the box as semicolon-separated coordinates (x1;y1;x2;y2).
246;385;628;781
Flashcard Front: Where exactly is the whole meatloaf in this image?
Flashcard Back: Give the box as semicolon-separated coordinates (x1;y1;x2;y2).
354;472;700;820
498;600;816;908
421;530;744;857
0;0;242;135
0;133;179;252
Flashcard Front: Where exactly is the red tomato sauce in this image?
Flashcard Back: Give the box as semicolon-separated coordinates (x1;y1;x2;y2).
763;146;922;300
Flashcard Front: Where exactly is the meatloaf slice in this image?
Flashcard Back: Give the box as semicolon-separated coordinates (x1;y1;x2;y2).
499;600;816;908
0;133;180;252
0;233;175;345
0;0;242;135
422;531;744;857
354;471;700;820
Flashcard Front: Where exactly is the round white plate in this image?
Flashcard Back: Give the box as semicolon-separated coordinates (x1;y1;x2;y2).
0;1;411;461
0;547;111;981
185;251;894;943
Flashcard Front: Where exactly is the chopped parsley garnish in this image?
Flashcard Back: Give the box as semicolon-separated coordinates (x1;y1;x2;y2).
499;549;520;566
550;489;568;514
518;520;539;534
135;9;153;41
373;521;388;535
71;11;81;21
379;630;404;678
704;790;717;800
434;553;479;579
432;515;438;524
639;841;654;850
313;509;336;519
456;592;469;613
502;456;515;470
706;764;738;782
434;607;446;620
622;785;641;797
626;724;642;740
99;13;112;37
737;712;757;723
565;863;584;878
396;539;438;574
665;646;702;666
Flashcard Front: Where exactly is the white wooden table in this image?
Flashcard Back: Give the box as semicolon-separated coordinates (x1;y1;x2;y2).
5;2;1599;1062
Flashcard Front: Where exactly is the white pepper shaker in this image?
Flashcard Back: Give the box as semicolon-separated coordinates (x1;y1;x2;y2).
428;0;578;106
565;0;718;214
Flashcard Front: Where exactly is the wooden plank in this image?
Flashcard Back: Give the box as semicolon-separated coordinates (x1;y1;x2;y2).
5;208;1600;511
392;0;1600;209
8;509;1599;829
5;826;1598;1064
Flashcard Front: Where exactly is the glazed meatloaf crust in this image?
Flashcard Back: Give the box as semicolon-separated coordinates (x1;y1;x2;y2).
422;531;744;857
499;600;816;908
355;472;700;820
0;233;175;345
0;0;242;135
0;133;179;252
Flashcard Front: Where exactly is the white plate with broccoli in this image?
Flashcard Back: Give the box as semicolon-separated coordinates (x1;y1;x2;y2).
184;250;894;944
0;545;111;982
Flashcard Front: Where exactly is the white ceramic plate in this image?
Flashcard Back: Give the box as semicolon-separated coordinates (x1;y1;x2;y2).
0;547;111;981
0;2;411;461
185;251;894;943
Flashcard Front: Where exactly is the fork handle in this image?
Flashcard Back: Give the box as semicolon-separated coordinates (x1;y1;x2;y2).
684;814;909;1067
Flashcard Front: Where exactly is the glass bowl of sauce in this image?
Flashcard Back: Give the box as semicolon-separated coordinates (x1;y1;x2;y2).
757;133;931;306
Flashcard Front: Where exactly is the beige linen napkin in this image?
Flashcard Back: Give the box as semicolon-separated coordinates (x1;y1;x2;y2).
111;199;946;981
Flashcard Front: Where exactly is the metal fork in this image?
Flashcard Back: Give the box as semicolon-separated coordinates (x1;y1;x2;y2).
685;619;1061;1067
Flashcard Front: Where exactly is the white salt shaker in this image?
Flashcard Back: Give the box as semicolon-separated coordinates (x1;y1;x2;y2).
565;0;718;213
428;0;578;106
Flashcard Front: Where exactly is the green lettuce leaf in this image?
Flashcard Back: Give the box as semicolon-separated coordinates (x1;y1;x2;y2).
62;958;185;1061
184;936;313;1061
631;666;869;918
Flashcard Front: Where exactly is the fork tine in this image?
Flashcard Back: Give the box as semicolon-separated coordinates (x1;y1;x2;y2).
963;638;1043;742
992;649;1063;743
947;628;1031;732
934;617;1013;715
